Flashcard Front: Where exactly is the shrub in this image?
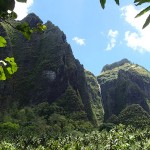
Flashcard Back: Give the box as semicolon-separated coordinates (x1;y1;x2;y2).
118;104;150;128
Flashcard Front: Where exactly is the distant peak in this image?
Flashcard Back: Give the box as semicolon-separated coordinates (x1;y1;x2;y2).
21;13;43;28
102;59;132;72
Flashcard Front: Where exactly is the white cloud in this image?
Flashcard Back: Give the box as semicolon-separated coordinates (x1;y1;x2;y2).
106;29;119;51
72;37;85;46
14;0;34;20
108;30;118;38
121;5;150;52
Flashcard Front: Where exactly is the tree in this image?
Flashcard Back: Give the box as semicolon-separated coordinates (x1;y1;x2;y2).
100;0;150;29
0;0;46;80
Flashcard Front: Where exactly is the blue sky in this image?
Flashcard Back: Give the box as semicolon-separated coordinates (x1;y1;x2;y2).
15;0;150;75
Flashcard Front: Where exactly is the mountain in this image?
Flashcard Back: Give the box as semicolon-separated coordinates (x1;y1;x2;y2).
0;13;150;130
97;59;150;121
0;13;103;128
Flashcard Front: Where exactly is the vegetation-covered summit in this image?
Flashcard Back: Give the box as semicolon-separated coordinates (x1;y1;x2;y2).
97;59;150;121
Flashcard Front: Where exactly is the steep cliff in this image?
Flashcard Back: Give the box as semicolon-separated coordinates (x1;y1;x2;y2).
1;13;149;128
0;13;102;126
97;59;150;121
85;70;104;125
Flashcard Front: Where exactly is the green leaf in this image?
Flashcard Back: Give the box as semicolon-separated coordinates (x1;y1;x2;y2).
135;0;150;6
100;0;106;9
41;25;47;30
16;22;32;40
0;0;15;11
134;0;141;3
114;0;120;5
16;22;29;31
135;6;150;18
10;11;17;19
0;36;7;47
5;57;18;74
6;67;13;75
16;0;27;2
22;31;32;40
0;66;6;80
143;14;150;28
7;0;15;11
36;23;47;32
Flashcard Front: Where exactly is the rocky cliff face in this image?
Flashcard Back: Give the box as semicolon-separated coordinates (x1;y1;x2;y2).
0;13;103;126
1;14;150;126
85;70;104;125
97;59;150;121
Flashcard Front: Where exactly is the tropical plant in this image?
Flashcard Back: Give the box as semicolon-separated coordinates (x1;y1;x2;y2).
99;0;150;29
0;124;150;149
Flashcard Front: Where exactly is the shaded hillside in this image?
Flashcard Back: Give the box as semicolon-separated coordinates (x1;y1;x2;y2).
97;59;150;121
0;13;102;126
118;104;150;128
85;70;104;125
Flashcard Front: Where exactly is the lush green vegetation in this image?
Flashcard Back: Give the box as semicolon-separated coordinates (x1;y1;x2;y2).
0;84;95;140
0;124;149;150
0;12;98;129
0;1;150;150
107;104;150;128
97;59;150;121
98;62;150;85
85;70;104;126
0;100;149;149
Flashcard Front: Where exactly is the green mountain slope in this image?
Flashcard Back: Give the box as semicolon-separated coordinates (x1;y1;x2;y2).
0;13;150;130
85;70;104;125
97;59;150;121
0;13;103;127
